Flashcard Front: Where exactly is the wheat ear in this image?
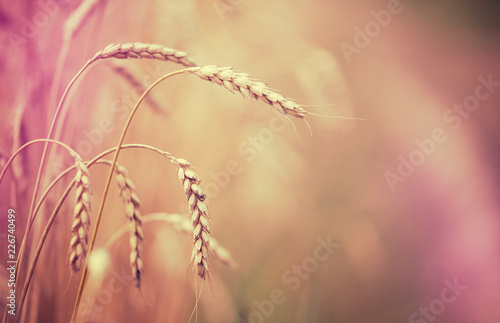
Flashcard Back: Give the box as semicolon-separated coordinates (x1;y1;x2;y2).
69;155;92;272
184;65;307;119
91;42;197;67
114;164;144;288
175;158;211;279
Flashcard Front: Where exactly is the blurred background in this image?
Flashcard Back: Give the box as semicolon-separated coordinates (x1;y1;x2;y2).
1;0;500;322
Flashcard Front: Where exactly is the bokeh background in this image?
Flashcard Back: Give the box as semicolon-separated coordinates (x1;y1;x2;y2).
1;0;500;322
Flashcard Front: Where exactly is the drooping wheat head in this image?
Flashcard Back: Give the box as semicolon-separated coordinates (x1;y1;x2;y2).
114;164;144;288
175;158;211;279
69;155;92;272
91;42;197;67
184;65;307;119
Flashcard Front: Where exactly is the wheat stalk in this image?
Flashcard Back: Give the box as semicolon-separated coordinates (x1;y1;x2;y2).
114;164;144;288
69;155;92;272
184;65;307;119
91;42;197;67
176;158;211;280
48;0;105;125
109;63;166;114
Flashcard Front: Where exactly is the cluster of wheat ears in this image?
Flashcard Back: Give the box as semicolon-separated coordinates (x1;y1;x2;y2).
0;40;324;322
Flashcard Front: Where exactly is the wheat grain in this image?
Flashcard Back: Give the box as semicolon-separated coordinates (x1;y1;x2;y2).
69;155;92;272
92;42;197;67
184;65;307;119
176;158;211;279
114;164;144;288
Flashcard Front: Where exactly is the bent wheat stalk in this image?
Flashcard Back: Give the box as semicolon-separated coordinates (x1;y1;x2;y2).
70;70;186;323
0;139;88;319
31;44;198;290
16;145;172;319
70;61;316;318
11;142;90;320
109;63;166;114
53;42;197;141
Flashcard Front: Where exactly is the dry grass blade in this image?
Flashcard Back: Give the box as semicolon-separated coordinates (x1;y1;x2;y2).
176;158;211;279
114;164;144;288
184;65;308;119
69;155;92;272
92;42;197;67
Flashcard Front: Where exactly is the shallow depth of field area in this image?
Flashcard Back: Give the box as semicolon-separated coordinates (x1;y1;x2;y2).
1;1;500;322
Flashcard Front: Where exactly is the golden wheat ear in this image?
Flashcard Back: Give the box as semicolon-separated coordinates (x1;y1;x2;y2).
114;163;144;289
69;155;92;273
176;158;211;280
92;42;197;67
183;65;308;119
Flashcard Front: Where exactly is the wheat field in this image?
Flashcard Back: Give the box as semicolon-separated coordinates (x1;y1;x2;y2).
1;1;500;322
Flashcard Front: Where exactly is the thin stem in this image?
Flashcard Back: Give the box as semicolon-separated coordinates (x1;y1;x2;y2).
70;69;187;322
1;140;78;322
0;138;82;305
16;143;177;321
20;60;95;309
28;58;94;224
47;39;71;129
17;176;75;321
0;139;79;186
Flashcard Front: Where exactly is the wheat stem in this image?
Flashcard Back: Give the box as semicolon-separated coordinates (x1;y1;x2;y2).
15;146;87;321
0;139;85;312
31;44;198;304
70;69;185;322
9;142;211;321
